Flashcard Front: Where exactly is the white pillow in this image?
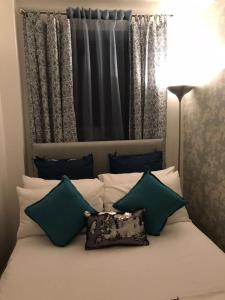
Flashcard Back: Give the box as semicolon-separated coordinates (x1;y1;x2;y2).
17;178;104;239
23;175;96;189
98;166;175;186
17;187;49;239
22;176;104;212
152;166;176;177
98;167;189;225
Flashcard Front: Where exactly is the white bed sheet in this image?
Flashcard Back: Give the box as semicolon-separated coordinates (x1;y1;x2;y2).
0;222;225;300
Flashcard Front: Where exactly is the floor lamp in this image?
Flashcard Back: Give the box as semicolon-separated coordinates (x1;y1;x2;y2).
167;85;194;173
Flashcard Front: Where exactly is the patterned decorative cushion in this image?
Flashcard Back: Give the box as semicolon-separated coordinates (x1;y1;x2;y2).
108;151;162;174
34;154;93;180
85;209;149;249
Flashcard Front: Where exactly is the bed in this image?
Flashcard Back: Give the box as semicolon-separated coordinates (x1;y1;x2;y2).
0;139;225;300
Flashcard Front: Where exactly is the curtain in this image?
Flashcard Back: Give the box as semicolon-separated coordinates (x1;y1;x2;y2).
23;12;77;143
67;8;132;141
129;15;168;140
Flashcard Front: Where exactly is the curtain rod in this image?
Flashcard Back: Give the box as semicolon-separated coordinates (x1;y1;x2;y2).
19;8;173;17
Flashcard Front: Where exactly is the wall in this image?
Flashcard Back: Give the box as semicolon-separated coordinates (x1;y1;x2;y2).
0;94;8;272
183;2;225;251
0;0;25;272
183;75;225;251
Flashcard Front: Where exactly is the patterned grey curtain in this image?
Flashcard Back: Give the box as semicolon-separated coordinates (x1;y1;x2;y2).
23;12;77;143
129;15;168;140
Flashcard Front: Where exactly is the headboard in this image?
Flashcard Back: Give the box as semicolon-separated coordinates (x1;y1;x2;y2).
32;139;163;177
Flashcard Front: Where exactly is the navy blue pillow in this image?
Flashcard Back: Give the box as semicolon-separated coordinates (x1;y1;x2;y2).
109;151;162;174
34;154;93;180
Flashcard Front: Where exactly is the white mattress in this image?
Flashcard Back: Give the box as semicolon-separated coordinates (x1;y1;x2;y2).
0;222;225;300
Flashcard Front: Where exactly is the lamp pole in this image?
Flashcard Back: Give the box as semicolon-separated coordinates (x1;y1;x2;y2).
167;85;194;173
178;99;182;173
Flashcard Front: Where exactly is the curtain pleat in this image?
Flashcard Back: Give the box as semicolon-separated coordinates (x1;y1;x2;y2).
23;12;77;143
129;20;142;139
80;20;94;140
23;13;45;143
108;21;125;140
94;21;105;138
60;18;78;142
46;15;63;142
35;18;52;142
129;16;168;141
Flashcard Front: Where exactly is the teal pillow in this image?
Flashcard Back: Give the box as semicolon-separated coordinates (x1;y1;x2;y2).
113;172;186;235
25;176;96;246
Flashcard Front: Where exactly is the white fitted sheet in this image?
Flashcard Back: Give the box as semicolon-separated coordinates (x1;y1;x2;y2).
0;222;225;300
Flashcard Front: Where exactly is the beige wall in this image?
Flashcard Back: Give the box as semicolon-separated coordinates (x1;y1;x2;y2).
0;94;8;272
0;0;24;271
17;0;159;14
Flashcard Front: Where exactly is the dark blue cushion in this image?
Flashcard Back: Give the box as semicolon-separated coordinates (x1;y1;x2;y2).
113;172;186;235
34;154;93;180
25;176;96;246
109;151;162;174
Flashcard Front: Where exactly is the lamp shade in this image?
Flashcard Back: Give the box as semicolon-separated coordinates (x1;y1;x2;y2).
168;85;194;102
